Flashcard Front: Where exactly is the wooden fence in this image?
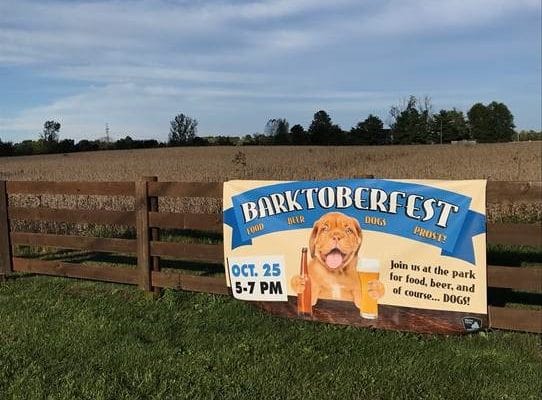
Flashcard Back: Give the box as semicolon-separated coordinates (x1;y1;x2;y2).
0;179;540;334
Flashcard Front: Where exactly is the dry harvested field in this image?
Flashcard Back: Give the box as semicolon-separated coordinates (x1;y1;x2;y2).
1;142;541;182
2;142;541;229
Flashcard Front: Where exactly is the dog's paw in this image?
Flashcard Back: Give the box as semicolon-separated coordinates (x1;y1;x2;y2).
367;280;385;299
291;275;308;293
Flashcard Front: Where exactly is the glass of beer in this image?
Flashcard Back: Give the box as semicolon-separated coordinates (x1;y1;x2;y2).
357;258;380;319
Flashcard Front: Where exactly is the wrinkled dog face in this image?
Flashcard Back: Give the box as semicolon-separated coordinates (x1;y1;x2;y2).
309;212;362;271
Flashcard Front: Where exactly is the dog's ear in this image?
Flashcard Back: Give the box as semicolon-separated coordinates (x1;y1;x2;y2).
309;220;320;258
352;217;363;255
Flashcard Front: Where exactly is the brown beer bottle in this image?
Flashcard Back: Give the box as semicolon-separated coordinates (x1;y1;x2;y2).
298;247;313;316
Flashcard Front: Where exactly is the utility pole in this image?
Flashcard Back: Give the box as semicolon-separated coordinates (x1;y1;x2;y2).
105;123;111;143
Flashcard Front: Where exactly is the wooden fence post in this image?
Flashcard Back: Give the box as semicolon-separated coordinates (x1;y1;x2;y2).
148;177;161;297
0;181;13;279
136;177;153;293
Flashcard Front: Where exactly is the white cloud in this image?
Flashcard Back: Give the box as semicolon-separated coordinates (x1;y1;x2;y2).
0;0;540;140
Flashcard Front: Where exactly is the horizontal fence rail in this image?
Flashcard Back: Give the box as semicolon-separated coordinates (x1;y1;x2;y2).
147;182;222;198
487;266;542;292
1;179;541;334
12;257;139;285
148;212;222;232
486;181;542;203
486;223;542;247
149;242;222;263
11;232;137;254
488;306;542;333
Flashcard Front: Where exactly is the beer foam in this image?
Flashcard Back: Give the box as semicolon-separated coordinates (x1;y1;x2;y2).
357;258;380;272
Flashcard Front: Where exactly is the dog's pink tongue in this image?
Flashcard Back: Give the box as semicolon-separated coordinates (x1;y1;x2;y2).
326;251;343;269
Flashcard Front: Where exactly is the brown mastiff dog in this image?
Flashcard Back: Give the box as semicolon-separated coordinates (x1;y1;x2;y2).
291;212;384;310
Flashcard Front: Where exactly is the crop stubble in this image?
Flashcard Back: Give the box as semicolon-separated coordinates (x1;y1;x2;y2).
2;142;540;238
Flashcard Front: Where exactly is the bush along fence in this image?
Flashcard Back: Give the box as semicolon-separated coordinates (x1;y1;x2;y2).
0;178;540;334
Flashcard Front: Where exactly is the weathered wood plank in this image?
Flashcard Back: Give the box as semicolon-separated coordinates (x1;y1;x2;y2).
487;223;541;247
8;207;136;226
147;182;222;198
10;232;136;254
151;271;229;295
487;265;542;292
149;177;161;296
489;306;542;333
12;257;138;285
487;181;542;203
136;178;152;291
255;298;488;335
150;241;223;263
148;212;222;232
0;182;13;275
6;181;134;196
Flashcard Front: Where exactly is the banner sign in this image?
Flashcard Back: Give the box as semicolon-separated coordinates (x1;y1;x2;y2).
223;179;488;334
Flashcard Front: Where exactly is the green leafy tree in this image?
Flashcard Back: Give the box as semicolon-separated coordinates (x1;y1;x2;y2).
169;113;198;145
241;135;256;145
350;114;384;145
290;124;309;145
431;109;469;143
467;101;515;142
518;130;542;141
14;140;35;155
390;96;433;144
308;110;344;145
0;139;15;156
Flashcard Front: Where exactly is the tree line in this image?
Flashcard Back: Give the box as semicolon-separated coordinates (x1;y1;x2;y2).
0;97;539;157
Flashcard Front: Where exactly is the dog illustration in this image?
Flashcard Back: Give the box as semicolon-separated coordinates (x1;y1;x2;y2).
291;212;384;310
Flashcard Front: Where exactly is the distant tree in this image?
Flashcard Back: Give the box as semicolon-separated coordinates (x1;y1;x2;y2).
40;120;61;143
390;96;433;144
431;109;469;143
518;130;542;141
241;134;256;145
57;139;75;153
0;140;14;156
213;136;235;146
350;114;385;145
250;133;272;145
265;118;290;145
169;113;198;145
37;120;61;153
308;110;344;145
290;124;310;145
115;136;135;149
191;136;209;146
14;140;35;156
76;139;100;152
467;101;515;142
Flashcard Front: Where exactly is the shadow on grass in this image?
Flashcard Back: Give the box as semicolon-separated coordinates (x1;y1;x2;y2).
488;288;542;308
487;244;542;266
486;244;541;308
159;228;223;244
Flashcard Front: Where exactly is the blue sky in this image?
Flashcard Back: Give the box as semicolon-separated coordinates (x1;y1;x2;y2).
0;0;540;142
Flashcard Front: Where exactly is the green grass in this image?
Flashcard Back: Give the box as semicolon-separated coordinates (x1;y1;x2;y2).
0;276;541;400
